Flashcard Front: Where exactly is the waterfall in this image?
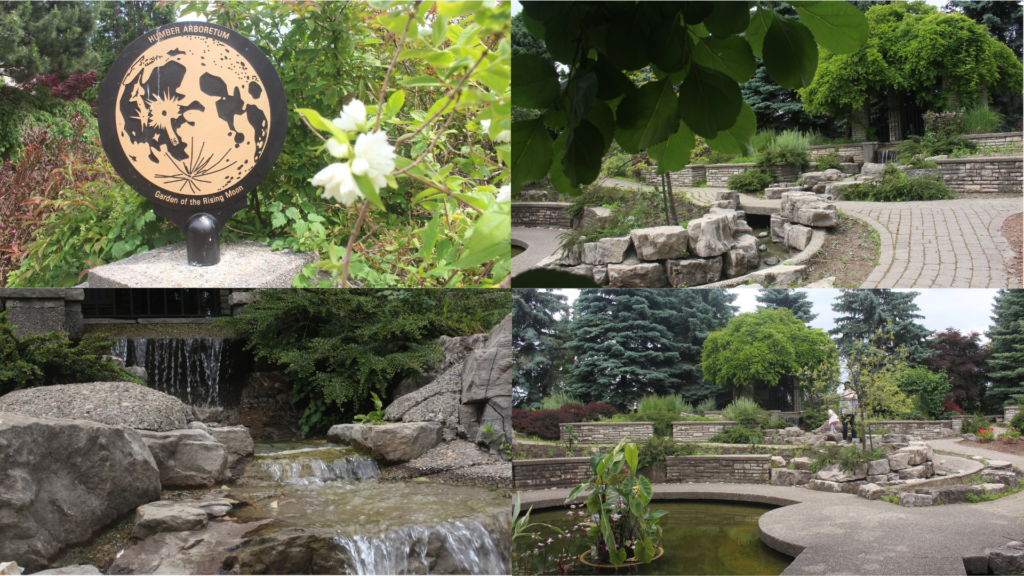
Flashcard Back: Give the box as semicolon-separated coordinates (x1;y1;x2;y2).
260;455;381;484
824;184;837;201
877;149;898;164
109;339;128;362
333;519;509;575
110;338;229;408
131;338;148;369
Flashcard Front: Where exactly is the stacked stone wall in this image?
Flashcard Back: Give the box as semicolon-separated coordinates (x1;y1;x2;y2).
934;156;1022;195
640;165;706;187
1005;405;1020;423
511;202;572;228
962;131;1023;150
560;422;654;444
666;455;771;483
512;457;594;489
808;144;867;163
867;420;953;439
672;421;737;442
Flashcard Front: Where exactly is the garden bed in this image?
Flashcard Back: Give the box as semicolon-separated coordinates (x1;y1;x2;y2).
800;213;880;287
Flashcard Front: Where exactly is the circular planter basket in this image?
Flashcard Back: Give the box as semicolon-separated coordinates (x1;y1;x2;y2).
580;546;664;569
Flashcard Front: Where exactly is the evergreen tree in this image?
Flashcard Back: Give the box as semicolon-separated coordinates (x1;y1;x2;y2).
829;290;934;364
756;289;818;323
564;289;736;409
985;289;1024;408
922;328;990;413
511;13;549;63
512;289;570;408
741;61;837;135
945;0;1022;59
91;2;177;85
0;2;98;83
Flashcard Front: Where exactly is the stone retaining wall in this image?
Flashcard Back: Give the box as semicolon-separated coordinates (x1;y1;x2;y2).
951;415;966;434
560;422;654;444
865;420;953;439
672;421;737;442
703;163;803;187
666;454;771;483
808;143;869;163
511;202;572;229
1;288;85;339
934;156;1022;195
962;131;1023;150
639;165;706;187
512;457;594;489
577;206;612;229
1006;405;1020;423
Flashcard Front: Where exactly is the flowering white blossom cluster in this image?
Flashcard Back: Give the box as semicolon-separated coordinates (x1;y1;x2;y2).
312;100;398;206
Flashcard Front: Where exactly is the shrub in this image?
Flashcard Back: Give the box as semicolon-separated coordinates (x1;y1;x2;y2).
709;424;763;444
960;107;1002;135
801;406;828;431
638;393;693;416
809;444;888;474
750;129;777;154
976;428;995;443
540;391;582;411
0;308;143;395
941;399;965;415
636;437;700;471
897;133;977;161
511;402;619;440
628;408;683;438
815;149;843;171
897;367;950;419
726;168;775;194
923;110;965;138
694;397;717;415
843;166;956;202
999;427;1020;444
722;397;769;428
961;414;994;433
1011;412;1024;431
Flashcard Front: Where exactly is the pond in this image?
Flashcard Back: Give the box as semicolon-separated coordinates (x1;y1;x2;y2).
512;246;525;258
515;500;792;575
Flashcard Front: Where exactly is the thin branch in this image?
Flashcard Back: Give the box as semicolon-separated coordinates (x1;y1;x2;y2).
339;201;371;288
375;2;421;132
471;149;502;169
406;173;484;214
295;107;329;142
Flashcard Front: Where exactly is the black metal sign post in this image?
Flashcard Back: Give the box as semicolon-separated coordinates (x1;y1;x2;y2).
98;22;286;266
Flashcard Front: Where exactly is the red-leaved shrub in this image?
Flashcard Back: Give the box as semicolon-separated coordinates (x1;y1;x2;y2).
19;71;97;102
512;402;618;440
0;115;113;285
941;398;965;415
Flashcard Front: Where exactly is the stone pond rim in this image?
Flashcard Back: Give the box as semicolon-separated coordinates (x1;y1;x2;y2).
97;21;287;266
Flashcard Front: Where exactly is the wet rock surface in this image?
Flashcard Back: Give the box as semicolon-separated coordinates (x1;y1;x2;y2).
138;429;230;488
0;382;193;432
219;372;303;442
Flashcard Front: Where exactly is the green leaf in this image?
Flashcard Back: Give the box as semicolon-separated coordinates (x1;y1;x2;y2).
511;54;561;110
452;192;489;213
691;34;756;83
475;60;510;95
385;90;405;117
624;442;638;474
614;78;680;154
745;6;772;58
635;539;656;563
563;119;604;188
452;212;509;268
400;76;444;87
436;1;482;18
352;174;385;212
762;14;818;89
295;108;344;139
594;55;636;100
548;131;581;197
647;120;694;175
604;3;655;71
599;512;620;564
510;119;553;193
637;476;653;504
706;101;756;156
704;2;751;37
647;18;691;73
792;1;869;55
681;2;713;26
398;48;453;66
419;211;440;259
589;453;608;474
568;72;597;129
586;99;615;155
431;16;448;47
678;64;741;139
271;211;288;229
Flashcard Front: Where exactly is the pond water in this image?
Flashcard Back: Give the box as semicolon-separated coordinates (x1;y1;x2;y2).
516;500;792;575
512;246;525;258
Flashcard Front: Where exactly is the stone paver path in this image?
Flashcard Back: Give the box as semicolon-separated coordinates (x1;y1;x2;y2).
511;227;566;277
929;437;1024;519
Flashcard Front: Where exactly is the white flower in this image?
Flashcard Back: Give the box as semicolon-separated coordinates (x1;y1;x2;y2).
326;138;350;158
353;131;397;191
333;99;368;132
312;162;363;206
494;129;511;144
496;185;511;203
480;119;491;132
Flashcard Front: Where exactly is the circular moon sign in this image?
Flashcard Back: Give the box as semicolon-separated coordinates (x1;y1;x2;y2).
98;22;286;218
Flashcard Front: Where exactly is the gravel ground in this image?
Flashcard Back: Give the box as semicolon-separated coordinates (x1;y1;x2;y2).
384;440;512;489
0;381;192;431
1002;212;1022;288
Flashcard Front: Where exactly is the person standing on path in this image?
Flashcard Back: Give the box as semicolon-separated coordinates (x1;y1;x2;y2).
841;384;858;444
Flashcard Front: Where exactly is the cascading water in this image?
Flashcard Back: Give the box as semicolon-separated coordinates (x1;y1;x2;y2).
109;338;231;407
333;519;509;575
877;149;898;164
824;184;838;201
260;452;381;484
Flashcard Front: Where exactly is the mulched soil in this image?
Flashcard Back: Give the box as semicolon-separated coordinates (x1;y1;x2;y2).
1001;212;1022;288
959;439;1024;458
801;214;880;287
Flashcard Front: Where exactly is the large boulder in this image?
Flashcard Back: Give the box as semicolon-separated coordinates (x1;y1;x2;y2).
108;519;275;575
0;381;192;432
630;226;689;261
721;248;748;279
461;314;512;403
734;234;759;269
327;422;444;463
770;468;812;486
780;192;838;228
816;463;867;483
770;213;788;244
608;263;667;287
986;546;1024;576
130;497;234;541
666;257;722;288
206;426;255;478
0;413;161;572
785;225;814;251
687;213;736;258
223;372;302;442
138;429;229;488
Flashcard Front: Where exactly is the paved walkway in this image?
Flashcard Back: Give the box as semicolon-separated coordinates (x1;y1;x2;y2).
929;436;1024;519
511;227;565;277
517;483;1024;575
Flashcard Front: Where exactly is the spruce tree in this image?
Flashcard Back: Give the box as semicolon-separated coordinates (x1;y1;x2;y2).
829;290;934;364
564;289;736;409
0;2;98;83
513;289;570;408
756;289;818;323
985;289;1024;409
91;2;177;85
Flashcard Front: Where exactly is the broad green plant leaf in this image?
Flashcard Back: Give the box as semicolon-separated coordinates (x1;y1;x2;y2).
563;120;603;188
745;6;773;58
510;118;553;193
437;1;482;18
568;73;598;129
792;1;869;55
431;15;448;47
691;34;756;83
352;174;386;211
704;2;751;37
677;64;741;139
762;14;818;89
604;3;655;71
706;101;756;156
648;120;695;175
295;108;345;141
548;131;581;197
614;78;680;153
511;54;561;110
400;76;444;87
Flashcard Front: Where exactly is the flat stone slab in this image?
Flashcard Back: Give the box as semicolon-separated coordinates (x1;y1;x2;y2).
86;241;318;288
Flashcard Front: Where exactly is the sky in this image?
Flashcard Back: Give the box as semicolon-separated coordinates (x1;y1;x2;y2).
549;289;1003;338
